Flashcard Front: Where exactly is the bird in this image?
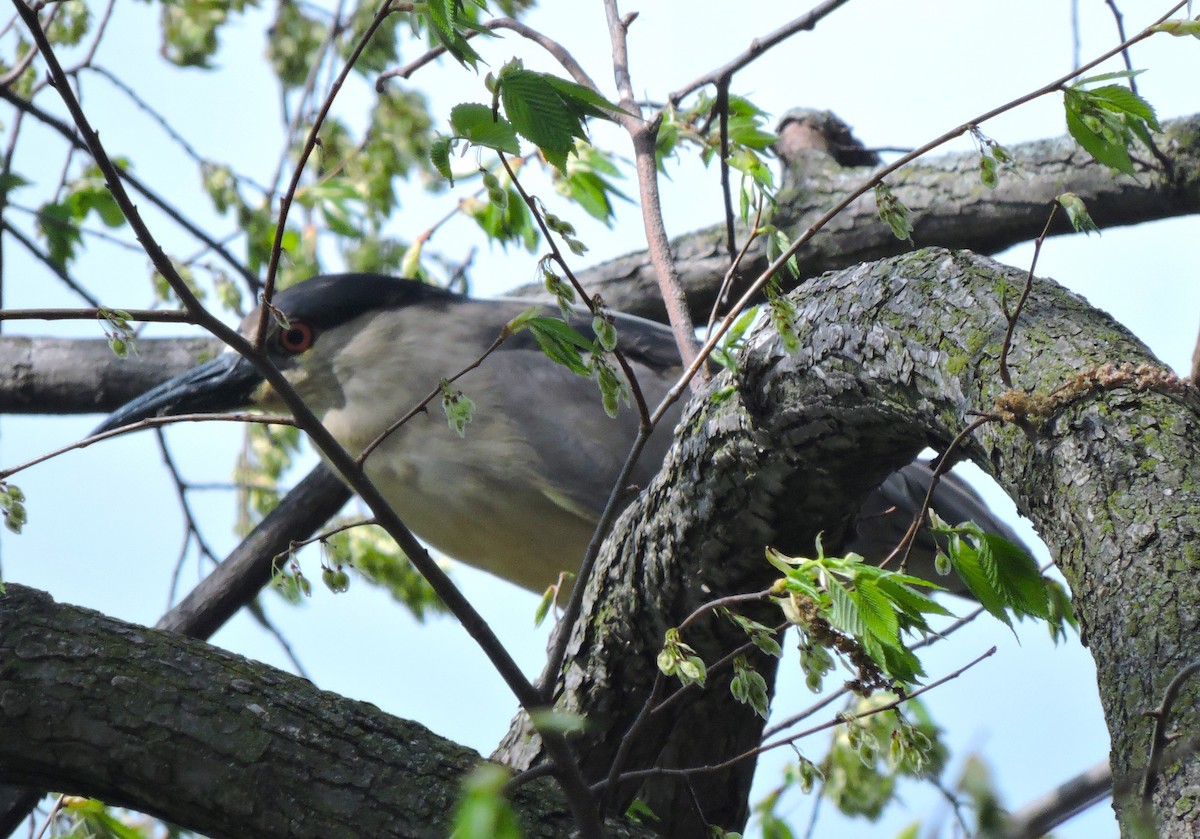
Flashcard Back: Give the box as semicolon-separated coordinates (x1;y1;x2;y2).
95;272;1030;594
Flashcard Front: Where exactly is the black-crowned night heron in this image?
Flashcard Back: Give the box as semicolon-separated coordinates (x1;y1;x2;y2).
96;273;1029;593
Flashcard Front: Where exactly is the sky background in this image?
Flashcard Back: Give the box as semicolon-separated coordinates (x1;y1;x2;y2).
2;1;1198;836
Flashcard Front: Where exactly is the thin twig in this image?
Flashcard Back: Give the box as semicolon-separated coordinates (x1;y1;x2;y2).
602;0;701;372
0;306;192;323
999;204;1059;389
257;1;399;342
598;647;997;790
0;412;296;482
1141;657;1200;802
667;0;856;105
379;17;600;92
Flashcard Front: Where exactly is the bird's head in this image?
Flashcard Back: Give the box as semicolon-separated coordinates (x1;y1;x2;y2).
93;274;460;438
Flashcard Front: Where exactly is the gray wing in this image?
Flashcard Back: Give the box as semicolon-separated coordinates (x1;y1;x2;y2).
483;308;682;519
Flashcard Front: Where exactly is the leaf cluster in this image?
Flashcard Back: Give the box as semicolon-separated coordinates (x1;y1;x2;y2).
0;481;25;536
435;58;624;176
506;309;631;419
325;522;445;619
819;695;947;820
1064;71;1160;175
769;541;953;686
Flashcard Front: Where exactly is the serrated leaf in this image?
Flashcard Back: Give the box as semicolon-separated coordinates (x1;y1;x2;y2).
874;576;952;624
853;577;901;646
1065;101;1134;175
945;536;1012;628
825;576;865;636
877;639;926;683
1086;84;1160;130
498;68;622;172
974;529;1051;619
523;316;592;376
430;136;454;183
422;0;485;67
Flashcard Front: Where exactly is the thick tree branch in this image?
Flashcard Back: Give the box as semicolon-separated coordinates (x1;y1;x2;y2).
0;336;221;414
3;115;1198;416
0;463;351;833
537;114;1200;319
495;248;1200;837
0;585;651;839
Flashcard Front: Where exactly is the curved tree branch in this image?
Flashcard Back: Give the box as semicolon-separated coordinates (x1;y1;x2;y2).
5;114;1199;416
0;584;651;839
495;248;1200;836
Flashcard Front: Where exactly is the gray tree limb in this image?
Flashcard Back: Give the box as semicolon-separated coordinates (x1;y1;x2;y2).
494;248;1200;837
0;336;221;414
528;114;1200;319
0;584;653;839
3;116;1197;416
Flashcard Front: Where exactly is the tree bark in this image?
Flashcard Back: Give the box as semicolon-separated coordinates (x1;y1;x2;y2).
3;116;1199;416
0;336;221;414
493;248;1200;837
0;584;655;839
521;114;1200;320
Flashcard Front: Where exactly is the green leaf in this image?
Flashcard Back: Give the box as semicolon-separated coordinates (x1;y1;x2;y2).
825;576;864;637
440;380;476;436
943;534;1012;628
421;0;485;67
853;577;900;646
498;63;622;172
0;172;29;201
451;765;523;839
874;576;952;628
1062;81;1159;176
874;182;914;242
516;315;592;376
592;355;630;418
1057;192;1099;234
533;586;554;627
449;103;521;155
430;136;454;183
1087;84;1160;130
36;202;82;268
972;528;1051;619
464;186;539;251
0;481;27;535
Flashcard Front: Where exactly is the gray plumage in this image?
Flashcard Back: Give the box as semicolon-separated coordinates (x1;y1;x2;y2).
97;273;1030;593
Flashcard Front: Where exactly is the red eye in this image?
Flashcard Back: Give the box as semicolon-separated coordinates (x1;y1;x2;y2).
278;321;315;353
